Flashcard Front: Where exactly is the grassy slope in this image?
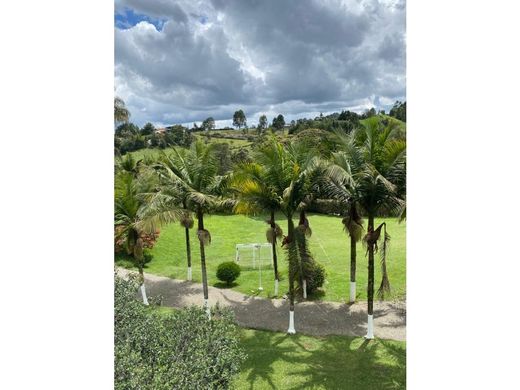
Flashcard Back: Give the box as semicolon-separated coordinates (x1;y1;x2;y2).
116;213;406;302
234;328;405;390
128;136;252;161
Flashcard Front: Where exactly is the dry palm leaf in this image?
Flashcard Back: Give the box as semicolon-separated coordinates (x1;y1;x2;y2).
266;221;283;243
377;224;391;299
297;211;312;237
197;229;211;246
342;204;364;242
180;212;194;229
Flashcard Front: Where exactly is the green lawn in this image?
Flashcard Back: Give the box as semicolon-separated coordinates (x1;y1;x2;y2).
234;329;405;390
117;213;405;302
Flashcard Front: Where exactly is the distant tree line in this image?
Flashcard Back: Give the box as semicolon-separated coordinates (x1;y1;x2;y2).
113;97;406;156
114;121;194;155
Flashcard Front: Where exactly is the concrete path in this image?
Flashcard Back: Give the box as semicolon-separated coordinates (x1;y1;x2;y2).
117;268;406;341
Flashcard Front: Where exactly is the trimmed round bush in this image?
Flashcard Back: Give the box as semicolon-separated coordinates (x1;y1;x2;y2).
216;262;241;285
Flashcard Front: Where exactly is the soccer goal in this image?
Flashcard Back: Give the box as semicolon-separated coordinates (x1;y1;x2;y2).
235;243;273;291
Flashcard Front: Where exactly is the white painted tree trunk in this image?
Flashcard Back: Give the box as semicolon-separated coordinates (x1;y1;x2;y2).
302;279;307;299
349;281;356;303
187;266;192;281
287;310;296;334
274;279;279;296
204;299;211;319
365;314;374;339
140;284;149;306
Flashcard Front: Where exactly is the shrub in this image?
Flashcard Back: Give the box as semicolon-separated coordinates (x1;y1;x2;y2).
216;262;241;285
114;274;246;390
304;261;326;294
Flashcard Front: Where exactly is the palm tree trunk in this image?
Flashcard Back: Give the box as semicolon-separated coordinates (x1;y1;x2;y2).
138;266;149;306
366;214;375;339
287;215;296;334
270;210;280;296
185;227;192;281
299;210;308;299
349;235;357;303
197;208;210;318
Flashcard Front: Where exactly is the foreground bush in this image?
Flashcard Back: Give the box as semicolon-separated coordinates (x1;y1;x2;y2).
114;274;246;389
216;262;241;285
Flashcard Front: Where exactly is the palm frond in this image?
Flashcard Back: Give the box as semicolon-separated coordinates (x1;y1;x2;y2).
377;224;391;300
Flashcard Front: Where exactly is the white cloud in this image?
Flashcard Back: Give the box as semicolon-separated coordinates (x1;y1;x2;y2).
115;0;406;126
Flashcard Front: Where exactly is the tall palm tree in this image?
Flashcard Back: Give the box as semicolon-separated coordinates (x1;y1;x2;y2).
114;96;130;124
114;170;180;304
154;141;226;317
252;139;324;334
232;149;285;296
325;116;406;339
325;134;365;303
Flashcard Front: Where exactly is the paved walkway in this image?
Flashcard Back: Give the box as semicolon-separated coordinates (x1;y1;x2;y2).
117;268;406;341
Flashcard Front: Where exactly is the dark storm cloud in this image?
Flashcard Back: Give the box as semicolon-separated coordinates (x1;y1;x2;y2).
115;0;406;126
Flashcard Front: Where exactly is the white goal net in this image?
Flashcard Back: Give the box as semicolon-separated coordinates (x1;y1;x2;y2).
235;243;273;290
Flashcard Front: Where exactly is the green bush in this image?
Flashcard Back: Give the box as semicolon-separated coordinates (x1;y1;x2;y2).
304;261;326;294
114;274;246;389
216;262;241;285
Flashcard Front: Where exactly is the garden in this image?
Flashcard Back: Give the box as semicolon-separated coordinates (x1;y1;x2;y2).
114;105;406;388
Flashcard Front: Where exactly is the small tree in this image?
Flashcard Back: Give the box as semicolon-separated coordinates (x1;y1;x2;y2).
257;114;268;134
114;170;180;304
202;117;215;132
140;122;155;136
114;96;130;124
232;110;247;131
272;114;285;132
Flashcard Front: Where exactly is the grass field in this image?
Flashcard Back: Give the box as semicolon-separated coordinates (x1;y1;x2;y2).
116;213;406;302
234;328;405;389
127;136;252;161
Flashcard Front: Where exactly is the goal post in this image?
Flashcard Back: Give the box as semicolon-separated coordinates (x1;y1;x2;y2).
235;243;273;290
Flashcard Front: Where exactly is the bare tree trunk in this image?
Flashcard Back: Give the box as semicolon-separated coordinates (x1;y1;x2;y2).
349;235;357;303
366;214;375;339
298;210;308;299
197;208;210;318
270;210;280;296
287;215;296;334
185;227;192;280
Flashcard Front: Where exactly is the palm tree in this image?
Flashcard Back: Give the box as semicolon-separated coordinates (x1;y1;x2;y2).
325;116;406;339
115;153;141;177
251;139;324;334
155;141;226;317
114;97;130;124
324;134;365;303
145;167;196;282
114;170;180;304
232;153;284;296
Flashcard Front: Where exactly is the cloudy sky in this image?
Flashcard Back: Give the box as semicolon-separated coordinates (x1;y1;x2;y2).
115;0;405;128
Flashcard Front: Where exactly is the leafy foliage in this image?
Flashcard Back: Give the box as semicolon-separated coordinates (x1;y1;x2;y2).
232;109;247;130
202;117;216;132
216;262;241;285
114;274;246;389
272;114;285;131
304;261;326;294
114;97;130;123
